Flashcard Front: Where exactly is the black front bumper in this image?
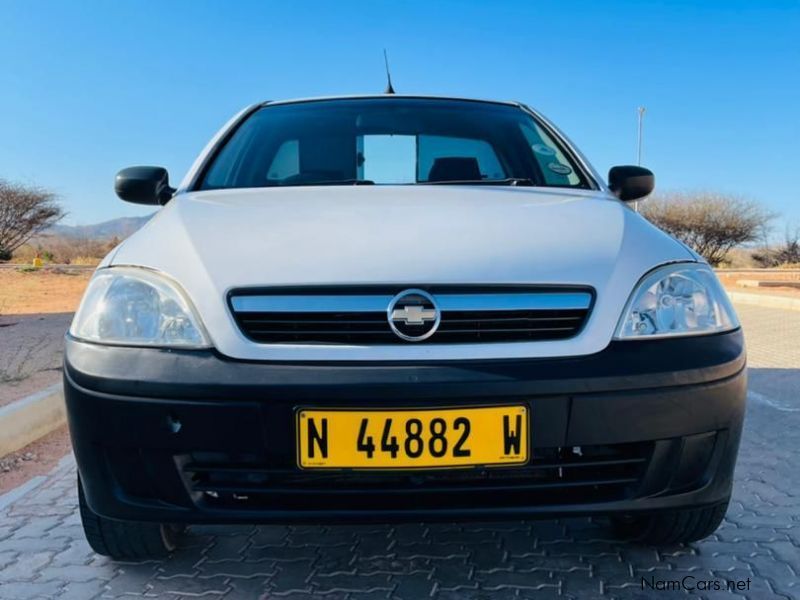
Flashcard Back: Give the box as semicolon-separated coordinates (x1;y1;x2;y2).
65;330;746;524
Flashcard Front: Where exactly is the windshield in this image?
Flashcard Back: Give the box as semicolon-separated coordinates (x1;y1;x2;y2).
199;98;591;190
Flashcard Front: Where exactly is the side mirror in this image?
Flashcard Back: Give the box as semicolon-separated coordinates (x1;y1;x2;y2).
115;166;175;205
608;166;654;202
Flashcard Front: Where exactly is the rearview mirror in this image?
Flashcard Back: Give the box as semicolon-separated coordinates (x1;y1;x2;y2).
115;166;175;205
608;165;654;202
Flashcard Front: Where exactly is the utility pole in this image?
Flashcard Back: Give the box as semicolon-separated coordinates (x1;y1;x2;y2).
637;106;646;166
635;106;646;212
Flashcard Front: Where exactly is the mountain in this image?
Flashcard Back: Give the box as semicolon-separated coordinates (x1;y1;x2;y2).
48;214;154;240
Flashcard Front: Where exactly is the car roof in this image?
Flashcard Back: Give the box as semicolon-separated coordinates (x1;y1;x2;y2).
261;94;522;108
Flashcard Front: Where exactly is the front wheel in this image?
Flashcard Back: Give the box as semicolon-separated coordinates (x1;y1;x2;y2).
610;501;728;545
78;477;180;560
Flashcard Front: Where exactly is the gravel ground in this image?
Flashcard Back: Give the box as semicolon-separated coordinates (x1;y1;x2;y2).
0;425;72;495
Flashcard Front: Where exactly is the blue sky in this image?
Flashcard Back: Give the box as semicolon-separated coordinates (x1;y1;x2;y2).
1;0;798;231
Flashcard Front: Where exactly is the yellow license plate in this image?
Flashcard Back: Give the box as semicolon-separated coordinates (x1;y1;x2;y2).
297;405;528;469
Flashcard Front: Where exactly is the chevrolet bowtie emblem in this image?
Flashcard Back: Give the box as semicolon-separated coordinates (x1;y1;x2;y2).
391;305;438;325
387;289;441;342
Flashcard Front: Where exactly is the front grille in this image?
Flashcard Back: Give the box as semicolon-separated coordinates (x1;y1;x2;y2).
230;287;593;345
180;442;651;511
434;308;587;343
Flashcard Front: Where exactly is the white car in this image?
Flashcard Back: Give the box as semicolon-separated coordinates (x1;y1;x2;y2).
66;95;745;559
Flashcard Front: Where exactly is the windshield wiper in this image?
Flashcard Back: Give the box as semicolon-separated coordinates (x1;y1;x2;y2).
267;179;375;187
320;179;375;186
425;178;535;186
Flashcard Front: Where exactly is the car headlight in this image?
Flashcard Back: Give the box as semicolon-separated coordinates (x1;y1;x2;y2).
615;263;739;339
70;267;211;348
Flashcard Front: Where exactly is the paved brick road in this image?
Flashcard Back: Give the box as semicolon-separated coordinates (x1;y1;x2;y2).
0;304;797;599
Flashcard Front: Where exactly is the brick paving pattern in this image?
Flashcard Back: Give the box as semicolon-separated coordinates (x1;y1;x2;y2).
0;303;797;599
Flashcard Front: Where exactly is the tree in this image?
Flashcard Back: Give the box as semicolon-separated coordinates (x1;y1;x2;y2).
641;192;772;266
0;179;65;261
752;226;800;267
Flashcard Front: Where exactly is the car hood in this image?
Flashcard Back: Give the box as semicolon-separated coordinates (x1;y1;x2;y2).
110;186;693;360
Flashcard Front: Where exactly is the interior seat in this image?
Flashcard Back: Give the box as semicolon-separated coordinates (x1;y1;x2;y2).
427;157;482;182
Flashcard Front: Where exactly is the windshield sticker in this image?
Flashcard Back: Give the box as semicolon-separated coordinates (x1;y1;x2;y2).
547;162;572;175
532;144;556;156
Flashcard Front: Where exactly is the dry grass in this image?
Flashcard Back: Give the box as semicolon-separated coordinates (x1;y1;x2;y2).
0;269;92;315
11;234;117;265
721;247;760;269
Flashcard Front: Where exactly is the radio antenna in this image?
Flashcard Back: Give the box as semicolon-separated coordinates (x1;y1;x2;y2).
383;49;395;94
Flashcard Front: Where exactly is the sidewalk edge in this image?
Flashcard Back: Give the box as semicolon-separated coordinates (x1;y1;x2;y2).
0;383;65;458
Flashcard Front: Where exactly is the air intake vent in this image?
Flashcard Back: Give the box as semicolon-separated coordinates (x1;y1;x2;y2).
229;287;593;345
180;442;651;510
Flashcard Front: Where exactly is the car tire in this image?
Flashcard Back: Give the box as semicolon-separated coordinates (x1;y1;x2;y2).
610;501;728;544
78;477;180;560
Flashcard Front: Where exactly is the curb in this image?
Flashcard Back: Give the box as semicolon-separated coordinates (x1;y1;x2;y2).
728;291;800;312
0;383;65;458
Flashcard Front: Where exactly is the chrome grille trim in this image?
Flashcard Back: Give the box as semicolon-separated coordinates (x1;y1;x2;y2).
229;288;593;345
230;292;592;313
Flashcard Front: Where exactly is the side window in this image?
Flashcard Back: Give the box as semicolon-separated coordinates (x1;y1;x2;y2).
267;140;300;181
418;136;505;181
520;123;581;186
